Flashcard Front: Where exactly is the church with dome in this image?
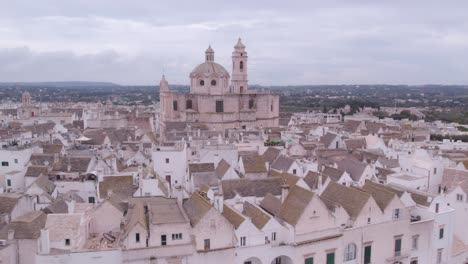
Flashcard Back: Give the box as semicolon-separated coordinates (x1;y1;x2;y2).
159;38;279;138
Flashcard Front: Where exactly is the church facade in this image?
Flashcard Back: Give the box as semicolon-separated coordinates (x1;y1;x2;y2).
159;39;279;135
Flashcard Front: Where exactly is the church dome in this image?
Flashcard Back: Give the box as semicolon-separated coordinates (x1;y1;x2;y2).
189;61;230;78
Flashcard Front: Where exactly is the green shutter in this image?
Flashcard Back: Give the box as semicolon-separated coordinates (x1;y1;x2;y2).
326;252;335;264
305;257;314;264
439;228;444;239
364;246;372;264
395;239;402;253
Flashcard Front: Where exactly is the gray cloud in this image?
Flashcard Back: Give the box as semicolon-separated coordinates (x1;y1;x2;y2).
0;0;467;85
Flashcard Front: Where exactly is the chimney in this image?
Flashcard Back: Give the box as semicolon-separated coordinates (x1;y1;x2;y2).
281;184;290;203
317;174;323;194
214;193;224;213
39;228;50;254
66;199;75;214
7;229;14;240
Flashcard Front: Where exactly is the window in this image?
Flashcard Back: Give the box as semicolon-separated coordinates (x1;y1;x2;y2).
437;249;443;264
240;236;246;246
186;100;193;109
165;158;169;164
394;238;402;257
216;100;224;113
240;86;244;93
161;235;167;246
240;61;244;71
304;257;314;264
136;233;140;243
271;102;274;112
410;259;418;264
271;232;276;241
344;243;357;261
6;179;11;187
435;203;439;213
211;80;217;86
65;239;70;246
364;245;372;264
434;168;437;175
412;235;419;250
367;217;371;224
88;197;95;204
457;194;464;201
274;257;282;264
199;80;204;86
249;99;254;109
173;100;178;111
172;233;182;240
14;159;18;164
204;239;210;250
393;208;400;219
326;252;335;264
1;161;8;166
439;227;444;239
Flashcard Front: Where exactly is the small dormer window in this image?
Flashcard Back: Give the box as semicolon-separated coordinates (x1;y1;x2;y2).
211;80;217;86
199;80;204;86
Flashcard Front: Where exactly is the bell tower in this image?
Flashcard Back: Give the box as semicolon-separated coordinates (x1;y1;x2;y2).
231;38;248;94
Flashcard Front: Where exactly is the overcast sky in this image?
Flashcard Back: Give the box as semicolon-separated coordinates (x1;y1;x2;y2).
1;0;468;85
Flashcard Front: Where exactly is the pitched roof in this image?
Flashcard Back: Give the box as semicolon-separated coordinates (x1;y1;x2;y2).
25;166;49;177
241;154;267;173
242;201;271;230
359;180;397;211
99;176;135;200
270;155;295;171
321;166;345;182
33;174;56;194
278;186;314;226
29;154;56;166
303;171;327;189
188;163;215;174
122;202;148;238
321;182;370;220
46;213;82;242
0;193;22;215
344;138;366;150
222;204;244;229
183;192;213;226
215;159;231;179
262;147;281;164
221;177;283;199
320;132;338;148
52;157;92;173
442;168;468;194
335;159;368;181
269;171;300;187
0;211;46;239
377;157;400;169
259;193;281;216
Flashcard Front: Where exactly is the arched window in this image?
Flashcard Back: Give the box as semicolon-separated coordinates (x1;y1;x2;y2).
240;86;244;93
249;99;254;109
240;61;244;71
211;80;217;86
199;80;204;86
344;243;357;261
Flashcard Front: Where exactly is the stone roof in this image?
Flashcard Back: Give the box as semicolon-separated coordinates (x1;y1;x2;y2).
0;193;22;215
321;182;370;220
25;165;50;177
222;204;244;229
29;154;56;166
189;163;215;174
377;157;400;169
442;168;468;194
303;171;327;190
242;201;270;230
0;211;46;239
147;198;188;225
278;186;314;226
183;192;213;227
193;171;218;189
344;138;366;150
359;180;397;211
99;176;135;201
320;132;338;148
241;154;267;173
321;166;345;182
41;144;63;154
335;159;368;182
270;155;295;172
46;213;82;242
34;174;56;194
269;171;300;187
262;147;281;164
221;177;283;199
215;159;231;179
43;199;68;214
53;157;92;173
259;193;281;216
342;120;362;133
122;202;148;238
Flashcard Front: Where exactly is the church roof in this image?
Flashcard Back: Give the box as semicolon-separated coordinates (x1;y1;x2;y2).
189;61;230;78
234;38;246;49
